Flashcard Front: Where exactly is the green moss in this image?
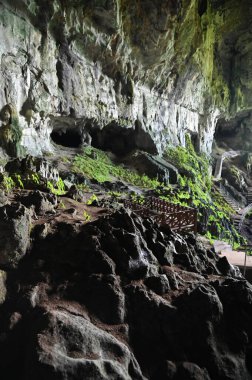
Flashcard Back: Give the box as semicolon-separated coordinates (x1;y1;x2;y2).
173;0;234;110
170;134;210;179
73;143;243;245
164;136;243;245
73;146;160;189
0;105;26;158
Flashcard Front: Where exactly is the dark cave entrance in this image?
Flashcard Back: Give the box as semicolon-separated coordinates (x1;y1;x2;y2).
91;122;136;156
214;111;252;151
51;129;82;148
190;132;200;153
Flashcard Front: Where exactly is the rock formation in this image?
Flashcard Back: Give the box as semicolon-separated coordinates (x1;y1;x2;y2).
0;2;252;379
0;0;251;157
0;196;251;380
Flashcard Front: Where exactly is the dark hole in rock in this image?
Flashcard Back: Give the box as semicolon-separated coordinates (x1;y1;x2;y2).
51;130;82;148
214;110;252;151
92;121;157;156
198;0;207;16
92;122;136;156
190;132;200;153
56;60;64;91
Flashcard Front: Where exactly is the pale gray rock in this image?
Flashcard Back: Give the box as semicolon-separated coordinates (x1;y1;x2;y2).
0;1;250;157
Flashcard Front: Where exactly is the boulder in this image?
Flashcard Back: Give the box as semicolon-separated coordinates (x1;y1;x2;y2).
0;209;251;379
0;203;31;268
27;308;145;380
17;190;57;215
125;151;178;185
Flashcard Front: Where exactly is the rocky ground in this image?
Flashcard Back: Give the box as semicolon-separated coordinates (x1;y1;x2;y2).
0;0;252;378
0;180;251;380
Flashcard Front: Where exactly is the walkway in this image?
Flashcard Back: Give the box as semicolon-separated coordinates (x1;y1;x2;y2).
124;197;197;233
214;185;252;280
214;240;252;280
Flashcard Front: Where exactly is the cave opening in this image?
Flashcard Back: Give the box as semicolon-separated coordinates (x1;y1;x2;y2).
190;132;200;153
92;122;136;156
214;111;252;152
51;129;82;148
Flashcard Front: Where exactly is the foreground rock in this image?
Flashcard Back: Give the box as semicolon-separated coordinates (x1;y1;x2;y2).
28;308;144;380
0;203;31;268
0;207;251;380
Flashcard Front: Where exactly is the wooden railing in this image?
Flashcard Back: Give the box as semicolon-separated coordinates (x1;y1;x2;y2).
124;197;197;233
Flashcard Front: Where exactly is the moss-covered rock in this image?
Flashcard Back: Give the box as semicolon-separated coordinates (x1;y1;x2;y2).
0;104;25;158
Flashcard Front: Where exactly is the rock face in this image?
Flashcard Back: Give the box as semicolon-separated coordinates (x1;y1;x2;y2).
0;207;252;379
0;1;251;156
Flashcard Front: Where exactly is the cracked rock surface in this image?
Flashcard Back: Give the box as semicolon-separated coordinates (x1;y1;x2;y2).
0;1;251;156
0;201;251;379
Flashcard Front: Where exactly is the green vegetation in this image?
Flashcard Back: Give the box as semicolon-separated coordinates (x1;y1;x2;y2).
12;174;24;189
1;175;15;193
76;183;90;192
0;135;244;246
83;210;91;222
58;201;66;209
46;178;65;195
73;142;244;245
108;191;123;198
86;194;98;206
130;193;145;205
0;171;66;197
164;137;244;245
73;146;160;188
31;173;40;185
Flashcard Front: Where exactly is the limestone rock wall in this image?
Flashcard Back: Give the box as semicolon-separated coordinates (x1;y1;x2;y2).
0;0;251;156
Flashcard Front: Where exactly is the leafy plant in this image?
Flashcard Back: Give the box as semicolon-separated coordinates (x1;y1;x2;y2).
73;142;243;246
47;178;65;195
58;201;66;209
130;193;145;205
13;174;24;189
1;175;15;193
86;194;98;205
108;191;123;198
76;183;90;192
83;210;91;222
31;173;40;185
